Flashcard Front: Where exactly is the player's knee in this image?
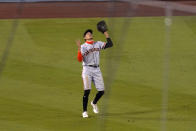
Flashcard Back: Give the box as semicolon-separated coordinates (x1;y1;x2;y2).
99;90;104;96
83;89;90;98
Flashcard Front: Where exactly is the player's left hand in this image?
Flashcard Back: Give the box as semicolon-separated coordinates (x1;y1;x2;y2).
97;20;108;34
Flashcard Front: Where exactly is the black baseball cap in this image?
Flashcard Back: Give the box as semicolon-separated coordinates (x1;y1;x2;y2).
83;29;93;37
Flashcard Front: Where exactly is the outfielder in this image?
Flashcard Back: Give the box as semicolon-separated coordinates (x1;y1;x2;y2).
76;21;113;118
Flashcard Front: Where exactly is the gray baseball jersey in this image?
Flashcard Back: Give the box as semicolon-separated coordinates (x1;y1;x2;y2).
80;41;106;91
81;41;106;66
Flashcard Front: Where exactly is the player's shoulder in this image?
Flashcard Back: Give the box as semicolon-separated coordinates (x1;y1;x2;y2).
95;41;104;43
95;41;105;44
81;43;87;48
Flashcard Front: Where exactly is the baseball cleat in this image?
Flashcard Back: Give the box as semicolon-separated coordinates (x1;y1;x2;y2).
91;101;99;114
82;111;88;118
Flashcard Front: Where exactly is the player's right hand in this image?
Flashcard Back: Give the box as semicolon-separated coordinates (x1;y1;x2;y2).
76;40;81;50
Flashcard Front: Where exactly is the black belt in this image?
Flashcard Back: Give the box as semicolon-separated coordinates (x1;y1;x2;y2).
88;65;99;68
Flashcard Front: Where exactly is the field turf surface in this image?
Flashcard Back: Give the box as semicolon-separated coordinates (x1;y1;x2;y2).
0;17;196;131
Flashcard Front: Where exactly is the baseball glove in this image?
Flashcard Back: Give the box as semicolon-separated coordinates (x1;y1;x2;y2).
97;20;108;33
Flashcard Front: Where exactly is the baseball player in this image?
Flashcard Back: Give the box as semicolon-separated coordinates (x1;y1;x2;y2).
76;21;113;118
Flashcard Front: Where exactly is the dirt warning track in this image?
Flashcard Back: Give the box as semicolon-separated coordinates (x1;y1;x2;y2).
0;1;195;19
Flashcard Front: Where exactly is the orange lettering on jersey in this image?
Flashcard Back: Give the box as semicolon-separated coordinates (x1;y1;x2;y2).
83;48;100;56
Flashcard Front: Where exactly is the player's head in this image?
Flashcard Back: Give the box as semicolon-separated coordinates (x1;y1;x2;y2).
83;29;93;41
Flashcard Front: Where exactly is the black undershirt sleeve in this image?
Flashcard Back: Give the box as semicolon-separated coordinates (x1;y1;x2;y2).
104;38;113;49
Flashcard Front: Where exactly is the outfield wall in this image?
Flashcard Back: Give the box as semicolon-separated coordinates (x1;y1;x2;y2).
0;0;194;2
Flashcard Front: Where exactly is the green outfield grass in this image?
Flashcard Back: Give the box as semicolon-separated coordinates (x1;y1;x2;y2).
0;16;196;131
